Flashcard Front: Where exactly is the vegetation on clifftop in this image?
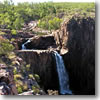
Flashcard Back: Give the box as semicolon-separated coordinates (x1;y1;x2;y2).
0;0;95;32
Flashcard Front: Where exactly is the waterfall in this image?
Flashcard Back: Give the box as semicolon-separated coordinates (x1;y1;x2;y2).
54;51;72;95
22;39;31;50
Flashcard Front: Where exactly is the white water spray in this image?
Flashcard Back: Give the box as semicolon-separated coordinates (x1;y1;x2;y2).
22;39;31;50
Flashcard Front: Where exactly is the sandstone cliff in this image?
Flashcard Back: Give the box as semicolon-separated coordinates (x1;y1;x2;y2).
53;16;95;94
17;50;59;91
14;16;95;95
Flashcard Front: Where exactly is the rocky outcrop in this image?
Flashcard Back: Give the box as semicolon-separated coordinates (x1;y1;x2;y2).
54;17;95;94
26;35;56;50
13;16;95;95
19;90;46;95
53;20;69;54
0;64;18;95
16;34;57;50
16;50;59;92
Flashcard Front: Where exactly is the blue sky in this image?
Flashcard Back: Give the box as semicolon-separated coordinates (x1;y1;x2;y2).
0;0;95;4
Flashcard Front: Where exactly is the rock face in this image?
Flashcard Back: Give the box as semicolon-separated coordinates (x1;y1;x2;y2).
15;16;95;95
53;21;69;54
17;50;59;92
54;17;95;94
0;64;18;95
16;34;56;50
26;35;56;50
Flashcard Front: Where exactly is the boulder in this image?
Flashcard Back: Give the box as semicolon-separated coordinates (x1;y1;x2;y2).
0;64;18;95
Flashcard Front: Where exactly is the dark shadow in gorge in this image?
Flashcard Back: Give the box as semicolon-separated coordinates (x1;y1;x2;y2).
17;50;59;93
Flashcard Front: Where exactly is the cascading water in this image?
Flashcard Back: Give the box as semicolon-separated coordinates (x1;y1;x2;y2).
22;39;31;50
54;51;72;95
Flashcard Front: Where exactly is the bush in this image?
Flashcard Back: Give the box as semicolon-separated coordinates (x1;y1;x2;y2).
0;37;14;55
49;17;62;30
34;74;40;82
14;74;23;80
32;86;40;94
28;74;34;79
22;84;28;91
17;86;23;94
11;29;17;35
38;17;62;30
26;64;30;71
13;67;17;75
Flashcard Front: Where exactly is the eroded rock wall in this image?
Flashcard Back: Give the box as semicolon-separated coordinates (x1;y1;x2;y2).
16;35;56;50
57;17;95;94
17;50;59;91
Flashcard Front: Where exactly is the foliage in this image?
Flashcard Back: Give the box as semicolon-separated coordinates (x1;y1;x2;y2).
17;86;23;94
22;83;28;91
38;17;62;30
28;74;34;79
49;17;62;30
0;0;95;32
13;67;17;75
34;74;40;82
14;74;23;80
0;37;14;55
11;29;17;35
32;86;40;94
26;64;30;71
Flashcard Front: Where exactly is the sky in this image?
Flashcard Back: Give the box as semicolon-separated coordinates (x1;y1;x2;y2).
0;0;95;4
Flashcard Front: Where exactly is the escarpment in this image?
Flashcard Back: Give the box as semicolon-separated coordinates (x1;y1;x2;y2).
15;16;95;95
58;17;95;94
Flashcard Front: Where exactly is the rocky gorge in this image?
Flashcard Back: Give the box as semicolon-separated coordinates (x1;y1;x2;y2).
0;16;95;95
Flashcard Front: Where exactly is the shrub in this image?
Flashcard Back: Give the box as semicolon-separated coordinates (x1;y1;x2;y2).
14;74;23;80
0;37;14;55
26;64;30;71
38;17;62;30
32;86;40;94
28;74;34;79
34;74;40;82
8;52;16;59
17;86;23;94
23;84;28;91
11;29;17;35
49;17;62;30
13;67;17;75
